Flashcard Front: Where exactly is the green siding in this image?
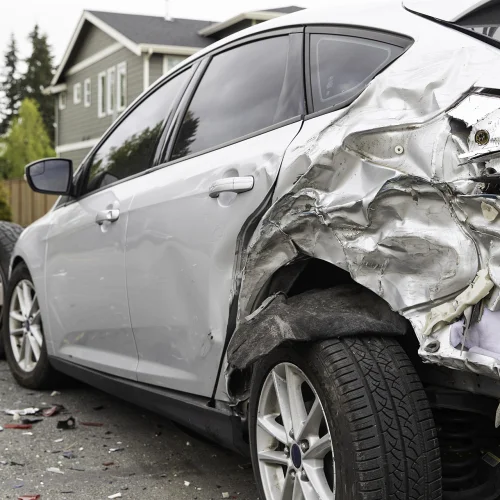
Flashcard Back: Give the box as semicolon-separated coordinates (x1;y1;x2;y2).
150;55;164;85
69;24;117;67
58;47;143;147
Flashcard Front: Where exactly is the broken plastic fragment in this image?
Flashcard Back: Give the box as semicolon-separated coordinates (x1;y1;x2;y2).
62;451;75;459
3;424;33;430
108;448;124;453
56;417;76;430
422;270;494;336
5;408;39;417
222;493;230;499
108;494;122;499
42;406;63;417
184;481;191;487
50;391;60;397
46;467;64;474
18;496;41;500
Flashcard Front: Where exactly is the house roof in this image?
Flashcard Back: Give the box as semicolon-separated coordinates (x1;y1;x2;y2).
88;11;213;48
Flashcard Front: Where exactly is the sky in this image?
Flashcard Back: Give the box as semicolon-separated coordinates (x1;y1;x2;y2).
0;0;470;66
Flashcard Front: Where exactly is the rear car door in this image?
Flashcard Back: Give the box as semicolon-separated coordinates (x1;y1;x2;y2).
45;74;191;378
126;31;305;396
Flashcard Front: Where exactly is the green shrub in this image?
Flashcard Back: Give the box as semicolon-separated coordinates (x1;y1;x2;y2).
0;183;13;221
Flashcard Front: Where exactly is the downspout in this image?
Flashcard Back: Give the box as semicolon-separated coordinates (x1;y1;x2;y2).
143;47;153;91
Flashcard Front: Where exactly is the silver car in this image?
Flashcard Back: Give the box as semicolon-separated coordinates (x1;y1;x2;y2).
6;1;500;498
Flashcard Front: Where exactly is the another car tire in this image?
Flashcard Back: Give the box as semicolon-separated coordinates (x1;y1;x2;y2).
3;262;56;389
249;336;442;500
0;221;23;359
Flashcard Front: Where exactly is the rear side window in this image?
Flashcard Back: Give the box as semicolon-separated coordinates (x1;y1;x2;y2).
171;35;303;161
84;67;193;194
309;34;405;113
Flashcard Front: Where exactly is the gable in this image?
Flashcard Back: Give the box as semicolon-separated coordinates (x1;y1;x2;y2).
66;23;119;69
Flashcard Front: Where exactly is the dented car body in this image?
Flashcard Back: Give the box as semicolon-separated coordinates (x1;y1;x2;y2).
7;1;500;498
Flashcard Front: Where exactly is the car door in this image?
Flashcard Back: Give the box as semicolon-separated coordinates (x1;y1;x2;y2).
126;31;305;396
45;71;193;379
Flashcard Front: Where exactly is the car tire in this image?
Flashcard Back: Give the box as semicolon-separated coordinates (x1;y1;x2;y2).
248;336;442;500
3;262;56;389
0;221;23;359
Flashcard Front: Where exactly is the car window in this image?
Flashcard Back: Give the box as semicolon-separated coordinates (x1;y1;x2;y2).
310;34;405;113
171;35;302;161
84;67;193;195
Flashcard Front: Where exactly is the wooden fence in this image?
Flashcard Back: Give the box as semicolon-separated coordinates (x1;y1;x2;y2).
3;179;58;227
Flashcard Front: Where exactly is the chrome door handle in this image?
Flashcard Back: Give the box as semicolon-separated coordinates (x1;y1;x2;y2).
95;209;120;225
209;176;254;198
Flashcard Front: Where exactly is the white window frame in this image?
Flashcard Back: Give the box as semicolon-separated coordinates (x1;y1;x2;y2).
162;54;186;75
117;62;127;112
107;66;116;115
73;83;82;104
98;71;107;118
58;91;67;110
84;78;91;108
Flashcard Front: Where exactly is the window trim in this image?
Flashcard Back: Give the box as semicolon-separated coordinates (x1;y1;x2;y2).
58;91;67;110
97;71;106;118
304;25;413;119
162;31;305;165
84;78;91;108
107;66;116;115
117;62;127;111
73;83;82;104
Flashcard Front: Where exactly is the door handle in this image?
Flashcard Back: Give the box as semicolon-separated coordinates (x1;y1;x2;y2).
95;209;120;225
209;176;254;198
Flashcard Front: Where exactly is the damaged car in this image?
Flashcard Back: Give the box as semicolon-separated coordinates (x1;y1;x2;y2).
6;1;500;498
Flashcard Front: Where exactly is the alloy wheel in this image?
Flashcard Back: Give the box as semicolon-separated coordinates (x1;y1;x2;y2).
9;279;43;372
256;362;335;500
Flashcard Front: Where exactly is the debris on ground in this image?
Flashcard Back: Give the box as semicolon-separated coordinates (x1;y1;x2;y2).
18;495;41;500
5;408;39;417
80;421;103;427
21;418;43;425
50;391;60;397
54;438;63;443
108;448;124;453
102;461;114;466
222;493;230;499
3;424;33;430
56;417;76;430
108;494;122;499
46;467;64;474
62;451;75;459
184;481;191;486
42;405;63;417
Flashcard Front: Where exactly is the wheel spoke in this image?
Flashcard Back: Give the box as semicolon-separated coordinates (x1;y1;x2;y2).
280;469;296;500
258;449;289;467
28;333;41;361
24;333;33;367
10;310;24;322
303;433;332;460
9;328;24;337
285;365;308;438
22;282;32;316
31;309;41;324
297;397;324;441
258;415;288;445
272;369;293;439
28;293;37;317
292;475;305;500
298;477;321;500
302;463;333;500
30;324;43;349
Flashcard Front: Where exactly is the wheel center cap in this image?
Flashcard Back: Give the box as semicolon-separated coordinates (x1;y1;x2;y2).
291;443;302;468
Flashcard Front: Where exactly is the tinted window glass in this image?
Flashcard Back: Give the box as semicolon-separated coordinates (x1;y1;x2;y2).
85;68;192;194
172;36;301;160
310;34;404;113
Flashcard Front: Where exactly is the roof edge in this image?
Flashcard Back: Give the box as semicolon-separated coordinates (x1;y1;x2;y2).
198;10;283;36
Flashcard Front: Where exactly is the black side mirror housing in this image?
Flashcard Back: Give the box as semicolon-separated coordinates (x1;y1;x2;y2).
25;158;73;195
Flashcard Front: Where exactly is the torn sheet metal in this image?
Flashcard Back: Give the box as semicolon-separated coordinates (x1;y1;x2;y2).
227;31;500;388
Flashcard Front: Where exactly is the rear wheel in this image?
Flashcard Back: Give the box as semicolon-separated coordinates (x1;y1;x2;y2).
0;221;24;358
249;337;442;500
3;262;55;389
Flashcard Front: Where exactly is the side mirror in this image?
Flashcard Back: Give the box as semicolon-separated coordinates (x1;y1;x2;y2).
25;158;73;195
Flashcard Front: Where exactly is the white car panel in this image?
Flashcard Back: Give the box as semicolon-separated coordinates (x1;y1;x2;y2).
125;122;302;397
45;185;138;379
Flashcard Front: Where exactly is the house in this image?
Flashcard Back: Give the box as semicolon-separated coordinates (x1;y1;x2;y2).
46;6;302;167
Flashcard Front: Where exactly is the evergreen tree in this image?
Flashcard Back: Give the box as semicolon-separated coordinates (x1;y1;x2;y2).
0;34;20;135
21;25;54;144
1;98;55;179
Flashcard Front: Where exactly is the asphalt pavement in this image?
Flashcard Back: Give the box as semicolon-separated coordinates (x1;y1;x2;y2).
0;360;258;500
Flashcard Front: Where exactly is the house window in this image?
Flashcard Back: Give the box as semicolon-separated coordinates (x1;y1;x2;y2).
73;83;82;104
163;55;186;75
98;71;106;118
107;67;116;115
84;78;91;108
117;62;127;111
59;91;67;110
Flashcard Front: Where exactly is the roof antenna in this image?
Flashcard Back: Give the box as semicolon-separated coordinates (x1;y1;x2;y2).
165;0;172;21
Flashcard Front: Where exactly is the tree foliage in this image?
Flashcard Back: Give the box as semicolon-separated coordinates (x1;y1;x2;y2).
0;34;20;135
1;98;55;179
20;25;54;144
